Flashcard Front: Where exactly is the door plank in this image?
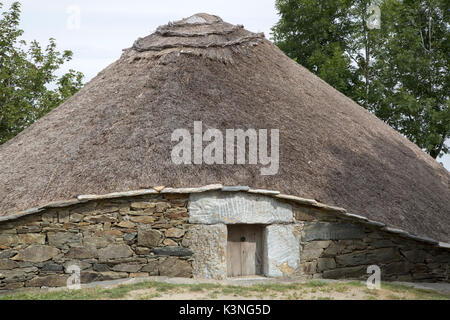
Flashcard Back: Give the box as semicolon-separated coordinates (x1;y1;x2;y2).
227;225;263;277
241;228;256;276
227;226;242;277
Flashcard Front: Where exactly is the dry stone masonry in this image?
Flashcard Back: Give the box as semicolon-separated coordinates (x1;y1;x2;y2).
0;187;449;291
293;204;450;282
0;194;193;291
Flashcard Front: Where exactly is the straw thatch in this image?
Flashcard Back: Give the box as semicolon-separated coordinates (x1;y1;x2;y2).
0;14;448;242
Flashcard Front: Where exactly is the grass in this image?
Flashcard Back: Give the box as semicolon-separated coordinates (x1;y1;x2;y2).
1;280;449;300
381;282;450;300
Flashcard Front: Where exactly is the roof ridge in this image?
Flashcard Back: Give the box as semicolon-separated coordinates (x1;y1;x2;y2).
130;14;264;53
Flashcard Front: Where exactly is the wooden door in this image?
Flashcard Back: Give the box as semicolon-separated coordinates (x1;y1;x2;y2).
227;225;263;277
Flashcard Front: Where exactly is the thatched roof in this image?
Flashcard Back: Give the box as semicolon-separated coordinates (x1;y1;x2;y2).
0;14;449;242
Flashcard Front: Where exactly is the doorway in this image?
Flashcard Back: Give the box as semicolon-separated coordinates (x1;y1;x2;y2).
226;225;264;277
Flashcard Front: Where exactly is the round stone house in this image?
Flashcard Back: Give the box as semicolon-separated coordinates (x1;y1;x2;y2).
0;14;449;290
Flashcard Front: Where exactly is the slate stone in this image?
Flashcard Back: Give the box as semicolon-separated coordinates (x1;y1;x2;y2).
2;268;38;283
151;247;193;257
165;228;185;238
406;234;438;245
382;262;413;275
131;202;155;210
18;233;46;245
41;263;64;273
0;234;19;246
16;225;42;234
370;239;394;248
48;232;82;249
161;184;222;194
98;244;134;261
130;216;155;224
303;222;365;241
141;261;159;275
65;246;97;259
135;247;151;255
12;245;60;263
98;272;128;281
322;265;367;279
112;263;143;273
123;233;137;242
317;258;336;272
137;225;162;247
0;250;17;259
81;271;104;284
159;258;192;277
302;261;317;274
25;275;69;288
0;259;19;270
221;186;250;192
248;189;280;195
93;264;110;272
335;248;400;267
302;248;324;262
163;239;178;246
83;236;110;249
117;221;137;228
400;249;429;263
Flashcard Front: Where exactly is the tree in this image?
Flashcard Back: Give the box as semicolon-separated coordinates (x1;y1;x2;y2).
0;2;84;145
272;0;359;99
272;0;449;159
372;0;449;158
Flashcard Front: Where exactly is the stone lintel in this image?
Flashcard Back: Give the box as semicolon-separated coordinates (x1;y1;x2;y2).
188;191;293;224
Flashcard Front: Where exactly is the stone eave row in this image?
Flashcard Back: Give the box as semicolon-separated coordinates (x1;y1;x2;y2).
1;184;448;250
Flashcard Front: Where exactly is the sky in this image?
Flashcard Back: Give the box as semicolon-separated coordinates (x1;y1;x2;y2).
3;0;449;170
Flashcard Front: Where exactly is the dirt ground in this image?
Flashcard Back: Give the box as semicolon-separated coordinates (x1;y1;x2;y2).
2;277;449;300
125;285;415;300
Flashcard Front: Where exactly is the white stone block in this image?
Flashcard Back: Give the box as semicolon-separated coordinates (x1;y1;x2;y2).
264;224;300;277
188;191;293;224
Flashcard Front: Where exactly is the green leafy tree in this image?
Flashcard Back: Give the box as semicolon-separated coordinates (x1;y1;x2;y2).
0;2;84;144
372;0;449;158
272;0;359;98
272;0;449;159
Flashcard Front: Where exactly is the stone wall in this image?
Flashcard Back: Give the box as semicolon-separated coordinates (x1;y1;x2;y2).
292;203;450;282
188;191;300;278
0;189;449;291
0;194;193;291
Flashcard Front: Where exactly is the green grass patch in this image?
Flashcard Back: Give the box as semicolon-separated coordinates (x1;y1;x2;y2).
0;287;104;300
1;280;449;300
346;281;364;287
382;283;450;300
304;280;328;288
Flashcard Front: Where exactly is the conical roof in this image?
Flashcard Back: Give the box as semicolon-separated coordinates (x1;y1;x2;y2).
0;14;448;242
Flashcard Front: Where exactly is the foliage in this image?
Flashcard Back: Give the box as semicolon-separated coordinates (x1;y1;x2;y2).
0;2;84;144
272;0;449;158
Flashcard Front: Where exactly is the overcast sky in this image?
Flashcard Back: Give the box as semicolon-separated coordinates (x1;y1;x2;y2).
4;0;449;170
